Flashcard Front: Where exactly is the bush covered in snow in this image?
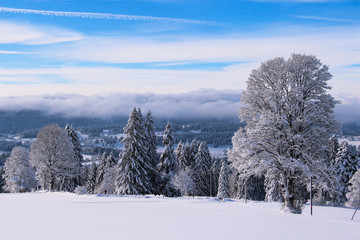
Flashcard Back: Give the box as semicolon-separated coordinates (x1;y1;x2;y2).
74;186;87;195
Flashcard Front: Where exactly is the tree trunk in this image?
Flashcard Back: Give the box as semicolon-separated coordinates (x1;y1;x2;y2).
282;175;302;214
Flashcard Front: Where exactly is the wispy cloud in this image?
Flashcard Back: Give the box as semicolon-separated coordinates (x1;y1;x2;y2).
0;50;32;54
0;21;83;45
292;15;360;23
0;7;216;25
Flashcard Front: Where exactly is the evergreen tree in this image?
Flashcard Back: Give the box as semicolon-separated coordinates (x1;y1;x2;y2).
210;157;222;197
3;146;36;193
158;122;180;197
86;162;97;194
65;124;83;187
217;160;230;200
334;141;359;206
98;166;117;195
144;111;159;194
183;140;192;168
95;152;108;192
189;139;201;168
0;166;5;193
176;141;186;169
65;124;84;163
95;152;117;194
115;108;154;195
193;141;212;196
329;135;339;165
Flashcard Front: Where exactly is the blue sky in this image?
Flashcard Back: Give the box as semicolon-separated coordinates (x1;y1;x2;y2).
0;0;359;104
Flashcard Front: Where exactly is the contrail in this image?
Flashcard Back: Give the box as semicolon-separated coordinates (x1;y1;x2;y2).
292;15;360;23
0;7;216;25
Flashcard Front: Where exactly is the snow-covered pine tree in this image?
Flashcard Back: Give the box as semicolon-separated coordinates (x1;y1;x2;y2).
229;54;340;213
210;157;222;197
176;141;186;170
98;166;117;195
3;146;36;193
95;152;117;194
346;168;360;208
333;141;359;206
329;135;339;166
30;124;80;192
65;124;84;163
0;166;5;193
115;108;154;195
95;152;108;192
157;122;180;197
189;139;201;167
85;162;97;194
183;140;192;168
193;141;212;196
217;160;230;200
144;111;159;194
65;124;83;187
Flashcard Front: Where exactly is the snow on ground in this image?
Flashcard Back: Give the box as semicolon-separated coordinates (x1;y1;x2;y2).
0;192;359;240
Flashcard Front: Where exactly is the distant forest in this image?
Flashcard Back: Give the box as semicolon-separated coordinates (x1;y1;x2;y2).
0;110;244;148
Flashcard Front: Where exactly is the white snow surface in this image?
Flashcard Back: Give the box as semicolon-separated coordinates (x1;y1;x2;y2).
0;192;359;240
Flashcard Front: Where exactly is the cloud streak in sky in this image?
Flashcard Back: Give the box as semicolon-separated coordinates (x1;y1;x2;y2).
0;21;83;45
0;7;216;25
292;15;360;23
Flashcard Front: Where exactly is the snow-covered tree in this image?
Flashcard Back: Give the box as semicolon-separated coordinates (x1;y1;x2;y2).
3;146;36;193
97;166;117;195
115;108;154;195
65;124;83;164
346;168;360;208
210;158;222;197
193;141;212;196
172;169;194;196
30;124;80;192
144;111;159;194
158;122;180;197
85;162;97;194
0;166;5;193
229;54;340;213
95;152;117;194
333;141;359;206
176;141;186;169
189;139;200;168
65;124;83;186
183;140;192;168
217;160;230;200
329;135;339;165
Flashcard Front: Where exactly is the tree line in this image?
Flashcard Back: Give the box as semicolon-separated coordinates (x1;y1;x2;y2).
0;108;231;200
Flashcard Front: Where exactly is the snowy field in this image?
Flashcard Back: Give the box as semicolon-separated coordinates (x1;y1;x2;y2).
0;193;359;240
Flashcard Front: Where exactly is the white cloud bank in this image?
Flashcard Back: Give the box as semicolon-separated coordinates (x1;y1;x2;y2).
0;89;241;120
0;89;358;122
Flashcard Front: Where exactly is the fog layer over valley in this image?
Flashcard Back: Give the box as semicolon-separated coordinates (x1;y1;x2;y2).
0;89;359;123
